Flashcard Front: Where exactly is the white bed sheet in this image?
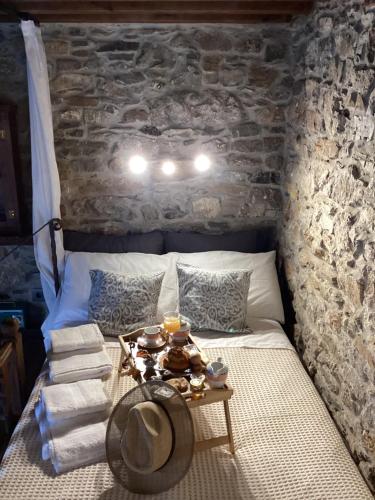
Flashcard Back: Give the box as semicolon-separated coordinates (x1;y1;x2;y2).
192;318;294;350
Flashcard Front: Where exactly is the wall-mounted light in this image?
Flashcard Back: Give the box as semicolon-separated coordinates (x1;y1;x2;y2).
129;155;147;174
161;160;176;176
194;154;211;172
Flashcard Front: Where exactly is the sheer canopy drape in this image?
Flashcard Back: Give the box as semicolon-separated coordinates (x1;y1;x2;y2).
21;20;64;311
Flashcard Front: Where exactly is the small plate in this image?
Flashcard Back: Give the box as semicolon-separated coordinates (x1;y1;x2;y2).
137;335;166;349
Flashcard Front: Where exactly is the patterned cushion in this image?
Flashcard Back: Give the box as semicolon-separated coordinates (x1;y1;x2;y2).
88;269;164;336
177;263;252;333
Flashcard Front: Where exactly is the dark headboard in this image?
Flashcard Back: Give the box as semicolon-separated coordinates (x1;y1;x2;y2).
63;230;164;254
63;227;276;254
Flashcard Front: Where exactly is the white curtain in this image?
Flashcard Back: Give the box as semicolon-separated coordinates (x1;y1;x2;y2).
21;20;64;311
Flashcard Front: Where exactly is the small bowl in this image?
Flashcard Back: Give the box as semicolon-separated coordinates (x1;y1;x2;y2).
206;372;228;389
171;322;191;344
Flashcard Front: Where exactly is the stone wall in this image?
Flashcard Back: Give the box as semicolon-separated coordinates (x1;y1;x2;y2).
280;0;375;490
41;23;292;234
0;22;293;310
1;12;374;490
0;245;46;323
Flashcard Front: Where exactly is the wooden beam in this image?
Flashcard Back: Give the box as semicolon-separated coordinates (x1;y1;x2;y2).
9;1;313;14
0;13;302;24
0;0;315;23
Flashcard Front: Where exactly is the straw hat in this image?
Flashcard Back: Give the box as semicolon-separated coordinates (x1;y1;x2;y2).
106;380;194;494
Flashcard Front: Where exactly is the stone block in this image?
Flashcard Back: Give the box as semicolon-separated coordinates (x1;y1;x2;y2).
136;43;176;71
315;138;340;160
265;43;288;62
232;139;263;154
231;122;261;138
106;52;134;62
97;41;139;52
141;204;159;221
252;171;281;184
162;205;188;220
263;136;285;152
201;54;222;72
64;96;99;107
192;197;221;218
195;32;232;51
52;73;93;94
71;50;91;58
140;125;162;136
269;75;293;102
220;67;245;87
56;59;82;72
60;109;83;123
44;40;70;55
226;154;264;171
202;72;218;85
255;105;285;125
122;108;148;123
115;71;145;85
234;35;263;54
248;64;280;88
56;140;108;159
67;27;86;38
84;109;119;126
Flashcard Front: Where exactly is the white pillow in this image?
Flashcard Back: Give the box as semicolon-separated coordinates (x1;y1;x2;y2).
47;251;178;331
44;249;284;336
170;251;284;324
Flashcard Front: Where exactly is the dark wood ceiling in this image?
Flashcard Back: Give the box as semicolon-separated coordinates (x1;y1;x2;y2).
0;1;314;23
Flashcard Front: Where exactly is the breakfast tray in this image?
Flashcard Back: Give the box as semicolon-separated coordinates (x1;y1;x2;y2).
117;326;210;385
117;326;235;454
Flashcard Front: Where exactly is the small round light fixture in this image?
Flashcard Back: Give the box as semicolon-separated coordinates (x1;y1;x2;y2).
194;154;211;172
129;155;147;174
161;160;176;176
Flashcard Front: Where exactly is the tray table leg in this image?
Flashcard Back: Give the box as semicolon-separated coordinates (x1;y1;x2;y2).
223;400;235;455
118;349;125;374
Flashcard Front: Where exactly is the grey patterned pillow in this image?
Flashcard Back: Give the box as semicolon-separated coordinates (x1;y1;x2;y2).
177;263;252;334
88;269;164;336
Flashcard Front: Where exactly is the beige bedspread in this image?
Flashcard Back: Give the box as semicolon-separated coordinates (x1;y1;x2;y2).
0;344;372;500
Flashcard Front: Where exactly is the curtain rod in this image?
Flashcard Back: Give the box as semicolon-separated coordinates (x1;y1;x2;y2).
0;3;40;26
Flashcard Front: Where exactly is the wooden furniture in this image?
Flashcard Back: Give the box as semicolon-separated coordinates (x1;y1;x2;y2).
0;105;22;236
0;1;315;23
0;319;25;397
118;327;235;455
0;341;22;433
188;384;235;455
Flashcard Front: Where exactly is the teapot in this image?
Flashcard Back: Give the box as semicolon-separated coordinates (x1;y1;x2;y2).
206;357;228;388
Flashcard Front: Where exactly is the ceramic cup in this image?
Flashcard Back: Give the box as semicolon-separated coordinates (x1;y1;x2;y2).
206;358;228;389
142;326;163;348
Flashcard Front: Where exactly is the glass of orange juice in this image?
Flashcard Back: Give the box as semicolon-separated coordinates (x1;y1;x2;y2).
163;311;181;334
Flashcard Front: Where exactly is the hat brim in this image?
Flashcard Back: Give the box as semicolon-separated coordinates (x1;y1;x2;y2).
106;380;195;494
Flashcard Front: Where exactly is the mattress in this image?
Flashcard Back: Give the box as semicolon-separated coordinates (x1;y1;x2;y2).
0;340;372;499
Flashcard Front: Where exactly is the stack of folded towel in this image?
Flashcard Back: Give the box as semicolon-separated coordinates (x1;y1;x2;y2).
48;323;113;384
35;379;111;473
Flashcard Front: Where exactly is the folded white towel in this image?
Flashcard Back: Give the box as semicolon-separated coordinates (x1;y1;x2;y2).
50;323;104;354
35;402;108;473
40;379;111;422
49;347;113;384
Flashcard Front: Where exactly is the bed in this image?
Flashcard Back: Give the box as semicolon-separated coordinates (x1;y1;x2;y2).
0;230;372;499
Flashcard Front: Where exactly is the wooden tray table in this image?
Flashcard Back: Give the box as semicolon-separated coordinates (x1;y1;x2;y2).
118;327;235;454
